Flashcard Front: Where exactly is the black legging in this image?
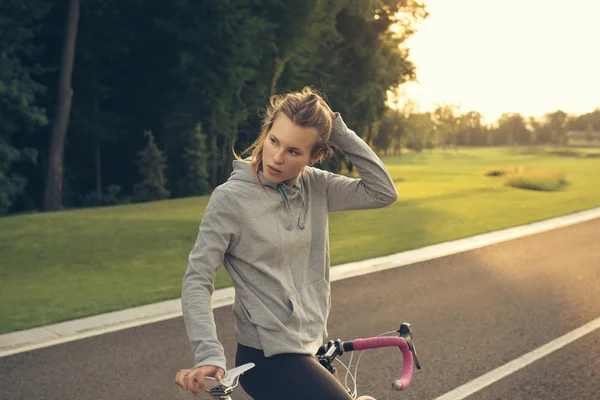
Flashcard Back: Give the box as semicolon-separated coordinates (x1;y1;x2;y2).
236;343;353;400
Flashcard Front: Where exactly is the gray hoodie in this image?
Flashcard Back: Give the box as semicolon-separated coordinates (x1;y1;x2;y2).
181;115;398;371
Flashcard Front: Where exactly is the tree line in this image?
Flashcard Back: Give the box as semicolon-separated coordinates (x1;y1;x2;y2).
1;1;598;215
374;105;600;155
1;0;428;214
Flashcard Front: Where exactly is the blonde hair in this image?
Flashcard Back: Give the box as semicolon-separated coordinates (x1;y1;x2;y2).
235;87;335;178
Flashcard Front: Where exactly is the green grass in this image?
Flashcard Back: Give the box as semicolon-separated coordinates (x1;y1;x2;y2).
2;146;600;334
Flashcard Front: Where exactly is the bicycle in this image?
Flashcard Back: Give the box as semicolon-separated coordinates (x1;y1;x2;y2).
200;322;422;400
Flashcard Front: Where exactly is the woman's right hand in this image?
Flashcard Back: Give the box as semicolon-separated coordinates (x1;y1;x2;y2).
175;365;225;397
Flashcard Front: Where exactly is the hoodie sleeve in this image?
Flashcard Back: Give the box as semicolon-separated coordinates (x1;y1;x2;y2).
181;186;240;371
324;114;398;212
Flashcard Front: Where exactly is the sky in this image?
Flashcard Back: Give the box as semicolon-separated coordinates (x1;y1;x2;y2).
400;0;600;123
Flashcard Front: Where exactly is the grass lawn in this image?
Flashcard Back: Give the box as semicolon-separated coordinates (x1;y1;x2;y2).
1;146;600;334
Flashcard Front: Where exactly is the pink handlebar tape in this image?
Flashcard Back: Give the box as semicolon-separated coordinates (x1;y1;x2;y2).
352;337;414;391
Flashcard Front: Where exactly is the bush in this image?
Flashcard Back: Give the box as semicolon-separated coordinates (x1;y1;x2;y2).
547;150;581;158
506;168;567;191
484;165;567;191
80;185;130;207
483;166;524;177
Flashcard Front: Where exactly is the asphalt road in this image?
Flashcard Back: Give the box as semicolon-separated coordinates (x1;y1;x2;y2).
1;218;599;400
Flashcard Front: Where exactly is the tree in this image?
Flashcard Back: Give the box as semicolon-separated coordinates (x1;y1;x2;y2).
0;140;38;213
432;104;459;150
567;108;600;131
157;0;272;188
133;131;170;202
527;117;539;146
496;113;529;146
283;0;428;172
457;111;483;146
404;112;434;152
67;0;136;205
1;0;432;214
586;123;595;143
0;0;49;213
373;109;401;155
544;110;569;146
332;0;428;133
43;0;80;210
486;127;494;147
179;123;211;197
263;0;330;96
390;110;407;155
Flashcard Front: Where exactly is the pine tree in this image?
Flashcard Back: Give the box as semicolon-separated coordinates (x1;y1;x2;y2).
133;131;170;202
180;122;211;196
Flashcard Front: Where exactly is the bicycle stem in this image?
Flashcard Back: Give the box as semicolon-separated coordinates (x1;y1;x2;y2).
318;339;344;374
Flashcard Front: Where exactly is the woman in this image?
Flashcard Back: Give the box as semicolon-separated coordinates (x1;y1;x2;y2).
175;87;397;399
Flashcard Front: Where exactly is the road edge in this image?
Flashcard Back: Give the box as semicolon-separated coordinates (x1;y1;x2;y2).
2;207;600;357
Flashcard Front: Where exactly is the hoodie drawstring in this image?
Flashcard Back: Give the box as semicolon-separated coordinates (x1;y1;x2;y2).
298;189;307;229
276;184;294;230
276;183;306;230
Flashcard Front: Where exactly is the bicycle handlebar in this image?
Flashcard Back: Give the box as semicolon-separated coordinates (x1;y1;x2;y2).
356;337;414;390
202;323;421;399
317;336;414;391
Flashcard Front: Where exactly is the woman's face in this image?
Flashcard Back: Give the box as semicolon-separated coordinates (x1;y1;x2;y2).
262;113;318;185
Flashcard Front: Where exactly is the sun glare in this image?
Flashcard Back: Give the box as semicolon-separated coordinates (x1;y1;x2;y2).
400;0;600;123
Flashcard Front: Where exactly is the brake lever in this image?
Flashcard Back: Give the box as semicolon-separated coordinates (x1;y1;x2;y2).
398;322;422;370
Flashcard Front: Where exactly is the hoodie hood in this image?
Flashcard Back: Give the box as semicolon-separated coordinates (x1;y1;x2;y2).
229;159;307;230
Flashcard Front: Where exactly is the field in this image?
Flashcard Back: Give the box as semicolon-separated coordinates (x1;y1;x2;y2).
1;146;599;334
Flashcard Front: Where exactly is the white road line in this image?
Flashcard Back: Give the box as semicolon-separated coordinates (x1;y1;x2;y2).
434;316;600;400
